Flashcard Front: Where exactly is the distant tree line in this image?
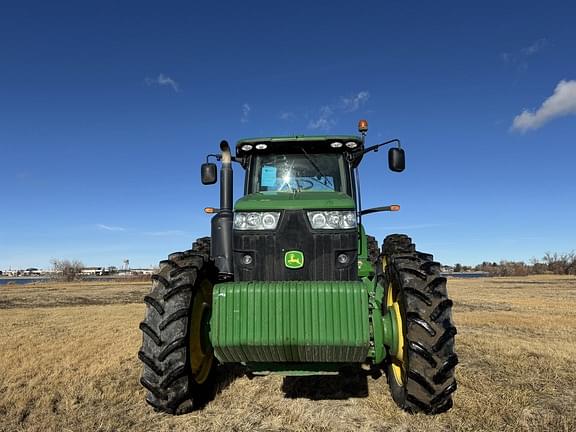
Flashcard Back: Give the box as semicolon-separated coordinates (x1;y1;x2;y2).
453;251;576;276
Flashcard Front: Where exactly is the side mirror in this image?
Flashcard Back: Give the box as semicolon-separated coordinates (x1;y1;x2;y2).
201;163;217;185
388;147;405;172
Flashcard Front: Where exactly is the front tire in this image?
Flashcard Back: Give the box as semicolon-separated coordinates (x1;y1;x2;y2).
379;234;458;414
138;240;218;414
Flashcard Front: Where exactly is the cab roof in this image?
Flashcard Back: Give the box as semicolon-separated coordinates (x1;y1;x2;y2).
235;135;365;167
236;135;362;145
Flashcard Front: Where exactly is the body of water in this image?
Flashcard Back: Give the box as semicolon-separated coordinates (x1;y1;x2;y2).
0;278;48;285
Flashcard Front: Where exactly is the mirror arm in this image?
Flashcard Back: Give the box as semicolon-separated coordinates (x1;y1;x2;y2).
231;156;245;165
207;153;244;165
363;139;401;155
348;139;401;163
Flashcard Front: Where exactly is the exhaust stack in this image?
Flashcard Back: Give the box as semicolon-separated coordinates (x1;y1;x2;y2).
211;140;234;278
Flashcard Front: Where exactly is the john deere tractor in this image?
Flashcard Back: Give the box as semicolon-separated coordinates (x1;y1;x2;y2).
139;120;457;414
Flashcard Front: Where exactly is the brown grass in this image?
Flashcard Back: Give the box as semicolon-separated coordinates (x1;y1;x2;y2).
1;275;575;431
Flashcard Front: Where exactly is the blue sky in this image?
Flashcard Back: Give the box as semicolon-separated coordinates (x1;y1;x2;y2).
1;1;575;269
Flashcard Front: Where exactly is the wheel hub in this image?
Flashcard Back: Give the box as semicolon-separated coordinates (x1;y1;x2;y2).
388;300;405;384
381;278;406;385
189;279;214;384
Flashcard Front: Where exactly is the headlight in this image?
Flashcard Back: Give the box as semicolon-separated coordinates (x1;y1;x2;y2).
234;212;280;230
307;211;357;229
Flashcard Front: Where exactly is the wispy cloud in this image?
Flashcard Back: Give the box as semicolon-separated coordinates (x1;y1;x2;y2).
96;224;126;232
241;103;251;123
143;230;186;236
341;91;370;112
308;105;336;130
520;38;548;56
511;80;576;132
279;111;295;121
501;38;549;71
308;91;370;131
145;73;180;92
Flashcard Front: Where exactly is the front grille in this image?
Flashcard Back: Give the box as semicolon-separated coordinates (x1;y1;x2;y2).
233;210;357;281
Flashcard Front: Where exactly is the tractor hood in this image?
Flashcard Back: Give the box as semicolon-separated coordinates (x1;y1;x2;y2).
235;191;355;211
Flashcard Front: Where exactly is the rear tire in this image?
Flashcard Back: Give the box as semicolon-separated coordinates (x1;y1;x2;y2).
138;239;218;414
192;237;211;255
366;235;380;265
379;234;458;414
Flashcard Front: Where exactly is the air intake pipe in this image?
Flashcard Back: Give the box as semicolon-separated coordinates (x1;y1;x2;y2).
211;140;234;279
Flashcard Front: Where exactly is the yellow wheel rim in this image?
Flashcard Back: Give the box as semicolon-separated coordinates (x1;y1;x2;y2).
189;278;214;384
385;258;406;386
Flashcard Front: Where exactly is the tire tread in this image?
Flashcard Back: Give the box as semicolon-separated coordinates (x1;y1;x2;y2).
138;237;217;414
380;233;458;415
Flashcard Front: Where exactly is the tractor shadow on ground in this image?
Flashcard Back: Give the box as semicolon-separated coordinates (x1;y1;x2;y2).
281;368;375;400
194;364;247;410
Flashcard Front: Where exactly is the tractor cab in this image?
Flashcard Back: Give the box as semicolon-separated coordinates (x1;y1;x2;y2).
201;122;405;283
232;136;363;283
236;135;362;195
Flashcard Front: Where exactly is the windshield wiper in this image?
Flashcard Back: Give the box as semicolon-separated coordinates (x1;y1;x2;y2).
299;147;333;188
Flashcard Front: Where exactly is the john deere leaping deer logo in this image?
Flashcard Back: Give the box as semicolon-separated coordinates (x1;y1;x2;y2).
284;250;304;269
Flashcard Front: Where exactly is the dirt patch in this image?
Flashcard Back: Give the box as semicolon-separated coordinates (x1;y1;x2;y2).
453;300;514;312
0;281;148;309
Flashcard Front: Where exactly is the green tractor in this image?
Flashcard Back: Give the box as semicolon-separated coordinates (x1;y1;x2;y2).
139;120;457;415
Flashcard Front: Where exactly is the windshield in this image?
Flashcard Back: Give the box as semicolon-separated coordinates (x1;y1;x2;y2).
249;151;350;194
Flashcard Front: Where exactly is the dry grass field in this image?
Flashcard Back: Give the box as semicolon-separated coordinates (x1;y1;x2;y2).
1;276;575;432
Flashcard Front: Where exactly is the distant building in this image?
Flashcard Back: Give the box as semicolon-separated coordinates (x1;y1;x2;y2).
80;267;105;276
132;268;155;275
117;268;155;276
22;268;42;276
